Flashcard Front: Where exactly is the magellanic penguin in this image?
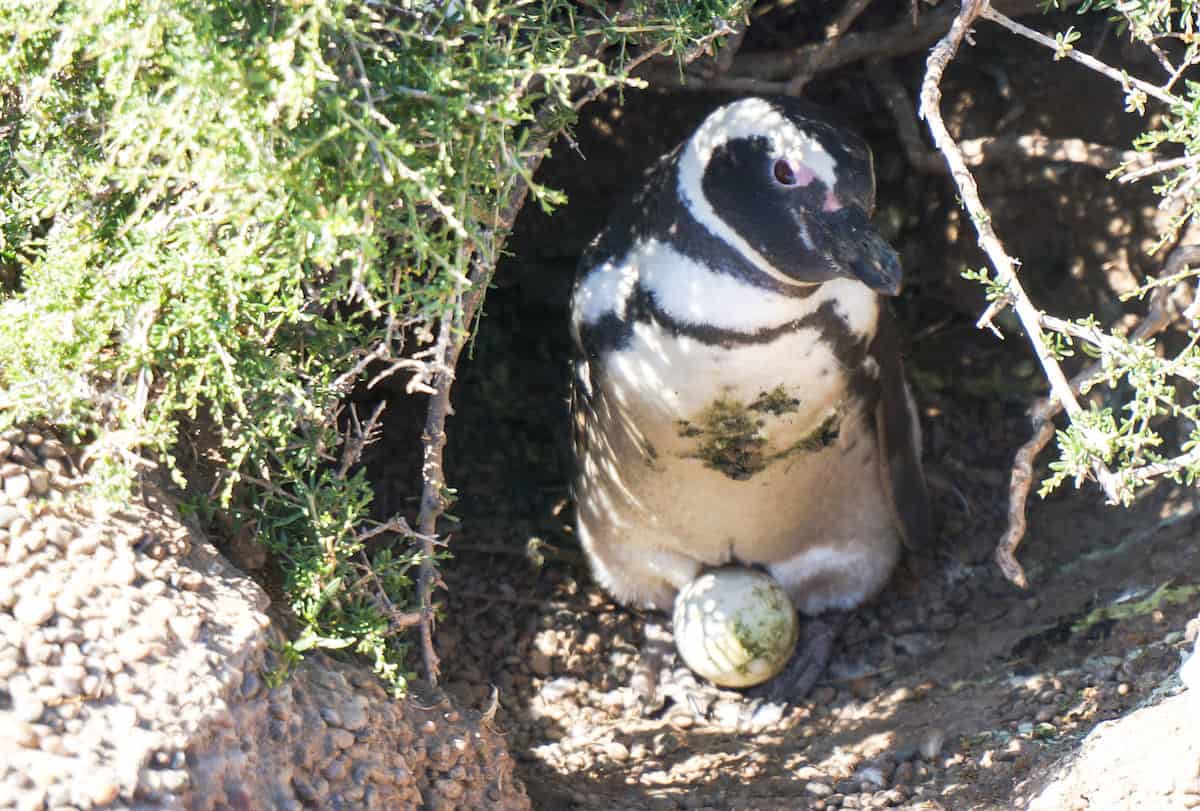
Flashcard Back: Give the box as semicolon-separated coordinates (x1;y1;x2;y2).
569;96;932;699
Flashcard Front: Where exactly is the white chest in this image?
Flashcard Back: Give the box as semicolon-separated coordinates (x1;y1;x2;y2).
575;239;881;454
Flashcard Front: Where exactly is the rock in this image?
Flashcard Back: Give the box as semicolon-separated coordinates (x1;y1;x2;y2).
4;473;31;500
603;741;630;761
0;472;531;811
13;595;55;627
0;504;21;529
806;781;834;797
1181;634;1200;691
919;728;946;761
27;468;50;497
13;694;45;723
1027;691;1200;810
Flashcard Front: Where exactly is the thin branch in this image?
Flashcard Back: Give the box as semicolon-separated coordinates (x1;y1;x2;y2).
994;244;1199;586
997;419;1055;587
868;59;946;173
1039;312;1200;388
355;551;423;632
787;0;875;95
405;20;746;686
979;6;1180;108
958;135;1144;172
920;0;1116;484
714;17;749;74
413;270;473;685
720;0;959;81
644;0;1043;91
336;400;387;479
1129;446;1200;483
356;513;440;546
868;58;1149;176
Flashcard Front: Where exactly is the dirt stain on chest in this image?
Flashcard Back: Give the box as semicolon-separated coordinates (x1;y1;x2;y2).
676;386;840;480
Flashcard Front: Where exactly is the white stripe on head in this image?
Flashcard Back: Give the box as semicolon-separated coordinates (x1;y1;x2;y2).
573;257;638;328
677;98;839;288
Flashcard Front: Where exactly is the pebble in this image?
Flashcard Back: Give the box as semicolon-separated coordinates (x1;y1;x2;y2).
108;558;137;586
806;781;834;797
329;728;355;749
711;699;743;728
8;444;35;465
28;468;50;496
919;728;945;760
435;779;465;800
4;473;32;499
88;774;121;806
603;741;630;761
0;504;21;529
168;614;201;643
539;677;578;703
749;700;786;728
14;595;55;627
3;718;39;748
13;694;45;723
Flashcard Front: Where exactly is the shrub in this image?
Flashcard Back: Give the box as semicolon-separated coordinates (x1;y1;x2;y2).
0;0;747;690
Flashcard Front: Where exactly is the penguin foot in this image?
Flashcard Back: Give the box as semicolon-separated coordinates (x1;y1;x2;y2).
632;618;726;720
631;618;674;715
750;612;849;704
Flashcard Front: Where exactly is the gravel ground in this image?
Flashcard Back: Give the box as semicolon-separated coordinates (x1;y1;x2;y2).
434;487;1200;811
0;427;530;811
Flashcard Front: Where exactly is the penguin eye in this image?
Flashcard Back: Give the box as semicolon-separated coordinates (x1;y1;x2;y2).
773;159;799;187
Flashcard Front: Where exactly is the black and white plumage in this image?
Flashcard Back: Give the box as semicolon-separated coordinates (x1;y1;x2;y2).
570;97;931;695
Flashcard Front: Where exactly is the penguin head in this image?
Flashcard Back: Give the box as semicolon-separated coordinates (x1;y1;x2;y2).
676;97;901;296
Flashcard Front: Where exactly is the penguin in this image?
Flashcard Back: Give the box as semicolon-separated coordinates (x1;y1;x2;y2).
569;96;932;700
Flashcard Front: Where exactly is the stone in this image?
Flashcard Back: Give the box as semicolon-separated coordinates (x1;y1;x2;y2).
4;473;31;500
919;728;946;760
14;595;55;627
27;469;51;496
0;504;21;529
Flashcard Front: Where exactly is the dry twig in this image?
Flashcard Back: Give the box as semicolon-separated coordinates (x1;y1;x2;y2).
920;0;1111;459
979;7;1179;107
639;0;1041;94
919;0;1164;586
994;245;1198;586
786;0;874;94
408;25;741;686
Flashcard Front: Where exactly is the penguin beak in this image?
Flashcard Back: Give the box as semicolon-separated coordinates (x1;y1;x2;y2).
806;205;903;296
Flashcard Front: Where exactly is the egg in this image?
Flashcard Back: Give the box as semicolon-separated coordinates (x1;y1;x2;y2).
672;566;800;688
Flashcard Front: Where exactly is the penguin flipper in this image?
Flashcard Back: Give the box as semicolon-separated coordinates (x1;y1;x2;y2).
872;314;934;552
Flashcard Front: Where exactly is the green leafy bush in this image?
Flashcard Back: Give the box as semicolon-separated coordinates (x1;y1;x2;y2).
0;0;746;690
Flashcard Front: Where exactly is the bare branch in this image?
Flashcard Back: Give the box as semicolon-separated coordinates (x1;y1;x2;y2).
996;419;1055;588
868;59;948;173
787;0;875;95
643;0;1043;92
722;1;958;82
920;0;1116;484
994;244;1199;586
355;551;423;633
959;135;1143;172
1129;446;1200;483
980;6;1180;108
336;400;387;479
868;58;1148;176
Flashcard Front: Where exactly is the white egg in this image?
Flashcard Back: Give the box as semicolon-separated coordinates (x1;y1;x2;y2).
672;567;799;688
